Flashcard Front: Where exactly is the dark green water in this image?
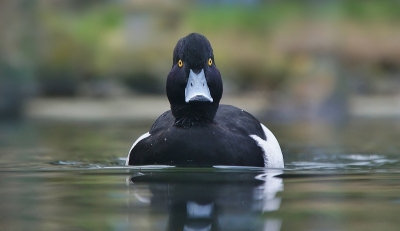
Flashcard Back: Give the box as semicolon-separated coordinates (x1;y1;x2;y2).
1;119;400;231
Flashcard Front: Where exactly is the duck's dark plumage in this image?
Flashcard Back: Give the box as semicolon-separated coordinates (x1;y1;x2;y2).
126;33;283;168
128;105;265;167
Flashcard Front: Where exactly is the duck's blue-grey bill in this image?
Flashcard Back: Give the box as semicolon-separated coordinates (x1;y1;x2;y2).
185;69;213;103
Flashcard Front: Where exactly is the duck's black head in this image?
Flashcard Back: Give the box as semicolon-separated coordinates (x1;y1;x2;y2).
167;33;223;127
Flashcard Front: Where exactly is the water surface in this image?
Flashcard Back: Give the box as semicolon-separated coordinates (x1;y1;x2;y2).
1;119;400;231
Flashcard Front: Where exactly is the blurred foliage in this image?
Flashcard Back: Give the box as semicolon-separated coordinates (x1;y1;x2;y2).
1;0;400;95
37;5;123;72
186;4;300;33
343;1;400;22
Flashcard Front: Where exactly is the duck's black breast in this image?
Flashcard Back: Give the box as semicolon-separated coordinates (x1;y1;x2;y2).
214;105;266;140
128;105;265;167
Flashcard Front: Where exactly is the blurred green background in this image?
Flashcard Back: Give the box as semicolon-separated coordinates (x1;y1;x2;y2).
1;0;400;122
1;3;400;230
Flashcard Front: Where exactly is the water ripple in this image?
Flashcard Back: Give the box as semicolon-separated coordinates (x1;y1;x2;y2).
285;153;398;171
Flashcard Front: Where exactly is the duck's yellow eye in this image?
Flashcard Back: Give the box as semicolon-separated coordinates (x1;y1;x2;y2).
208;58;213;66
178;60;183;68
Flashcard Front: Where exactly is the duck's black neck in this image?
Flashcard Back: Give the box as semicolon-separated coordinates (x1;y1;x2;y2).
171;103;218;128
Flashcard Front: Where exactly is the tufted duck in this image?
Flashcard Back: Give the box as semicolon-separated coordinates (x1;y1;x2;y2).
126;33;284;168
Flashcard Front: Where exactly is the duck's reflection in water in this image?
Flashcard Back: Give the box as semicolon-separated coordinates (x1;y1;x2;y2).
127;169;283;231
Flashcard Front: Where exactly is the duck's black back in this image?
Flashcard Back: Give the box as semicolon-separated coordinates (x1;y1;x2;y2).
128;105;265;167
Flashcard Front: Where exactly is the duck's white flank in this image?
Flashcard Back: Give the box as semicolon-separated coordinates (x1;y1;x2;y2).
250;124;284;168
126;132;151;165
